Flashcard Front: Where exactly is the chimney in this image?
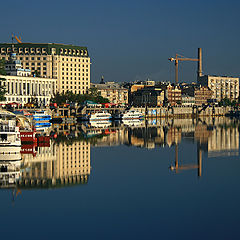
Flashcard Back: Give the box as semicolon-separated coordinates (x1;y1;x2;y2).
197;48;203;78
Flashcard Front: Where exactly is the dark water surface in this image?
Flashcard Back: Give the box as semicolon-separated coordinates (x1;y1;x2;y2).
0;117;239;240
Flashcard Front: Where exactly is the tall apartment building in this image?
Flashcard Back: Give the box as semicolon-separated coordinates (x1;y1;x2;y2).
198;75;239;101
0;43;90;94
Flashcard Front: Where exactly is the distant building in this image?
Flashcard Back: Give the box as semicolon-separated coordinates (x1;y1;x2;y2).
91;82;128;104
166;84;182;106
198;75;239;101
194;86;213;106
0;42;91;94
181;94;195;107
0;52;56;105
132;88;164;107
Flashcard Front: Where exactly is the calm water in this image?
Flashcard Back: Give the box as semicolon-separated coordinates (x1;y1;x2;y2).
0;117;240;240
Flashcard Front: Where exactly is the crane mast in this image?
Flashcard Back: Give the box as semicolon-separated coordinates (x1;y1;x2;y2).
169;48;202;84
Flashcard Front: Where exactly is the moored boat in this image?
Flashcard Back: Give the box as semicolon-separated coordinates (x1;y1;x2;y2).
116;110;144;120
0;110;21;159
89;111;112;121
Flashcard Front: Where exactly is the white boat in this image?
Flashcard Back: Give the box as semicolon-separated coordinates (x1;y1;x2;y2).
0;160;22;188
122;119;144;127
90;121;111;128
118;110;144;120
89;111;111;121
0;111;21;154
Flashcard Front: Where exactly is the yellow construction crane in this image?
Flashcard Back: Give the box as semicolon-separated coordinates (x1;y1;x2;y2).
169;48;202;84
12;34;22;43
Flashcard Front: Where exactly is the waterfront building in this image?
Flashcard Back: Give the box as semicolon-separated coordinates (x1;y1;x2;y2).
194;86;213;106
0;53;56;105
91;82;128;104
181;94;195;107
0;42;91;94
198;75;239;101
166;84;182;106
132;88;164;107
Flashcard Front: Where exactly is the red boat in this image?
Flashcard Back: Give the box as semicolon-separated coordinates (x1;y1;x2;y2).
20;130;37;143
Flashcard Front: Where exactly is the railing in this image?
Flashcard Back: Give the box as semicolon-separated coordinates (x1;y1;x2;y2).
0;126;16;132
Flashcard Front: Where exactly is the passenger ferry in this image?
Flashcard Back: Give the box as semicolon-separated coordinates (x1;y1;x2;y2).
89;111;112;121
117;110;144;120
0;111;21;155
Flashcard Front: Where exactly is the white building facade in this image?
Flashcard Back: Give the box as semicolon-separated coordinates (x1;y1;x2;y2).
0;75;56;105
198;75;239;101
0;52;56;105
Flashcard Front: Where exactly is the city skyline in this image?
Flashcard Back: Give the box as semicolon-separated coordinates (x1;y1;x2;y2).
0;0;239;83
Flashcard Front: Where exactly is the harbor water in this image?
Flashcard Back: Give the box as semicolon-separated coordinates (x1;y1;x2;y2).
0;117;240;240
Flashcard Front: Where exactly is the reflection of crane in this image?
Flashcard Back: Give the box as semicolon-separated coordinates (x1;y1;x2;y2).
169;144;202;177
168;48;202;84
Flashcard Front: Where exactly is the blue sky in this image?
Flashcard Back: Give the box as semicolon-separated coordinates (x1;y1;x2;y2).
0;0;239;83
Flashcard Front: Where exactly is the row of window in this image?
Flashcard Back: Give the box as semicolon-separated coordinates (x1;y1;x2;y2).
62;81;87;85
62;77;89;81
62;58;89;62
25;62;47;66
62;90;86;94
62;64;89;68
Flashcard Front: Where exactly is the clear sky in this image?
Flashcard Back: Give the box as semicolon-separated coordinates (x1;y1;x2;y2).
0;0;239;83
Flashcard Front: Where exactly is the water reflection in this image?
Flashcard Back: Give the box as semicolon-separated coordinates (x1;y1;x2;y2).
0;117;239;192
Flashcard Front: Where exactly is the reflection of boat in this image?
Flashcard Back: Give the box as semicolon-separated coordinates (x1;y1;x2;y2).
89;111;111;121
117;110;144;120
0;160;22;188
0;111;21;154
31;111;51;129
90;121;111;128
122;119;144;127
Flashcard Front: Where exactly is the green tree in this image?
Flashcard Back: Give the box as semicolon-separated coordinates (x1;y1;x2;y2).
88;87;99;97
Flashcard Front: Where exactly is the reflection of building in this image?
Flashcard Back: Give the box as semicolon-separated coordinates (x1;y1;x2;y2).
56;141;90;181
207;127;239;157
19;139;91;188
166;127;181;147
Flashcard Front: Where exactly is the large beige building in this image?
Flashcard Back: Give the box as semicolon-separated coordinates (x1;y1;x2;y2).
198;75;239;101
0;43;91;94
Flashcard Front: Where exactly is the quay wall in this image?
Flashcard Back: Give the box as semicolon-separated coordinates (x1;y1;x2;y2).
132;106;231;118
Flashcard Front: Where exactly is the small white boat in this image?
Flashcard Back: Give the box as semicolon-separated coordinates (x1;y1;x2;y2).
118;110;144;120
89;111;111;121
